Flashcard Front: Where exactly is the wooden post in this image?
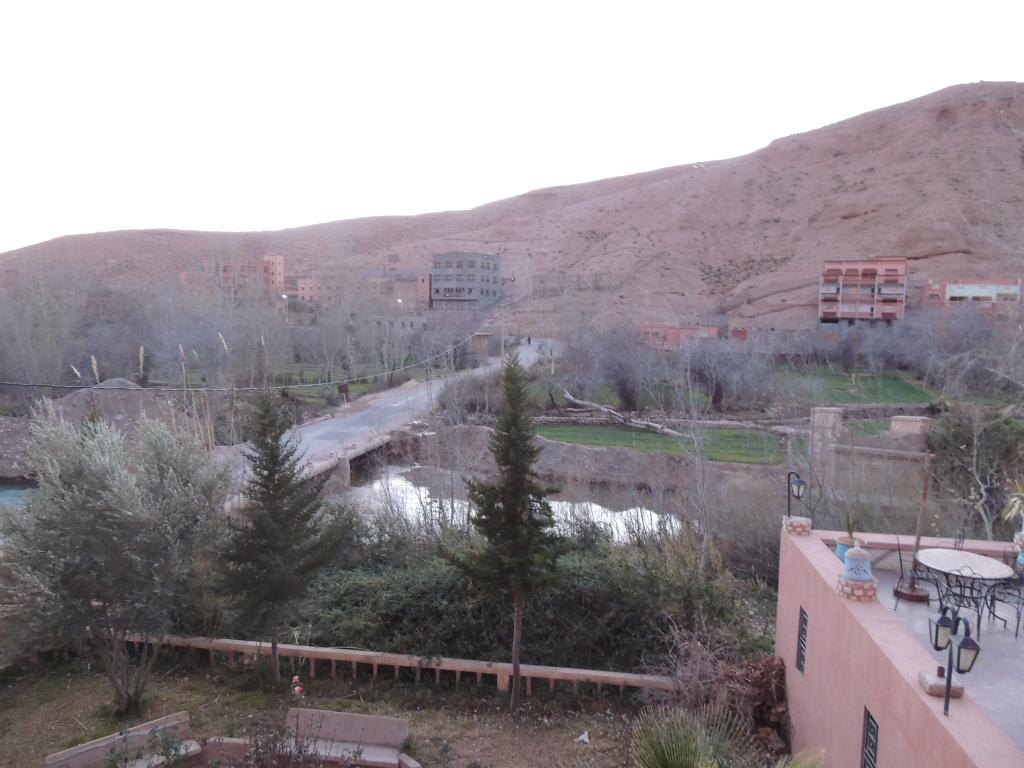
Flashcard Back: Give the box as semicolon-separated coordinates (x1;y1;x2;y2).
209;649;215;666
415;667;421;684
455;671;461;688
549;678;555;694
330;660;336;679
434;668;441;687
526;677;532;697
496;672;510;692
308;659;316;679
394;665;400;681
351;661;358;678
476;672;482;685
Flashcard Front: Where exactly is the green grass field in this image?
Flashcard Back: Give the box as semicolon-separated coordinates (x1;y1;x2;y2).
844;417;892;436
535;423;784;464
775;367;934;405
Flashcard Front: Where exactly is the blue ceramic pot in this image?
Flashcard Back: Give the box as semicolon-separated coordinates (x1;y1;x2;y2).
835;537;862;561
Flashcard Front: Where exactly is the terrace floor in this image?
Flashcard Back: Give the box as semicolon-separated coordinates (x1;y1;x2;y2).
875;566;1024;749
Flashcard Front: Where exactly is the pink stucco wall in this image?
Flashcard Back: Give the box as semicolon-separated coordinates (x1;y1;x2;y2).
775;531;1024;767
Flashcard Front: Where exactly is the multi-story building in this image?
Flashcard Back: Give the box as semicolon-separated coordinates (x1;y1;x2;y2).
295;273;345;305
818;257;907;324
921;279;1021;322
429;253;502;310
179;254;285;304
365;272;431;310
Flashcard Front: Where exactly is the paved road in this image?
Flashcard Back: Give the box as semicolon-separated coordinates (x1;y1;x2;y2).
293;342;545;465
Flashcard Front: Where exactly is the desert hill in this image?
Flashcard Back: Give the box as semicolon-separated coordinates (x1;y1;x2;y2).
2;81;1022;334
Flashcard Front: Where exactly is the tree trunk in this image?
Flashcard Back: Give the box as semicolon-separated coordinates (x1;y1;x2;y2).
510;593;523;713
271;634;281;686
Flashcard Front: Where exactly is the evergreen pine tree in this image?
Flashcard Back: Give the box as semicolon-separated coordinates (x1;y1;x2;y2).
456;353;561;711
222;392;342;685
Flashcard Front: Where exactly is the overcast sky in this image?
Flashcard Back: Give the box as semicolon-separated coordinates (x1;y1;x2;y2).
1;0;1021;254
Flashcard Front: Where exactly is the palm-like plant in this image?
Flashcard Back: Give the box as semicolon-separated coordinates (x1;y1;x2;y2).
631;706;759;768
1002;481;1024;535
628;706;823;768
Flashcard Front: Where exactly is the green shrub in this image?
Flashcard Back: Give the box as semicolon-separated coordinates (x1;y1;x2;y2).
298;532;749;671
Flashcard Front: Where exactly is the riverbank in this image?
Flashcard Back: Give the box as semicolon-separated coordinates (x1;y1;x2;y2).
387;424;778;497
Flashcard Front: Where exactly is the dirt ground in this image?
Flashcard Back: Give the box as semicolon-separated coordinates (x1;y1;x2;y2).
0;659;633;767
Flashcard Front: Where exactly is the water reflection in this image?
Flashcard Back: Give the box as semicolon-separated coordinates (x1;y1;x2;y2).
345;465;678;542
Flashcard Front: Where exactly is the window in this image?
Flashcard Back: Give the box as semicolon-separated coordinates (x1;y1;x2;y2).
861;709;879;768
796;607;808;675
466;260;475;268
456;260;463;268
445;261;452;269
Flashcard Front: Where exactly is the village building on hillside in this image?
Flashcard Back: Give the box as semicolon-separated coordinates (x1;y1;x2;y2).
818;257;907;324
921;279;1021;322
639;322;720;349
365;271;432;310
429;252;502;310
179;254;285;305
295;273;345;305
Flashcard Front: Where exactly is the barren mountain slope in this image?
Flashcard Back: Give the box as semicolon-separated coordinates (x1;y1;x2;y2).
2;82;1022;333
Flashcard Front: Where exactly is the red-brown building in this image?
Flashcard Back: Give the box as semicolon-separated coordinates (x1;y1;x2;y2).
296;273;345;305
640;322;720;350
921;279;1021;322
818;257;907;324
179;254;285;304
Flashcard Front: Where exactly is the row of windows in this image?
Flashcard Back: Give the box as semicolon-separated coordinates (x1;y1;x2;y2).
432;259;498;270
431;288;498;297
437;274;498;283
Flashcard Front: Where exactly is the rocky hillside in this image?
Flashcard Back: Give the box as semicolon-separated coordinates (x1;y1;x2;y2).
2;82;1022;334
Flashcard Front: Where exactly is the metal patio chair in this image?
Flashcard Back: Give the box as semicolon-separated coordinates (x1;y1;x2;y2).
893;535;940;610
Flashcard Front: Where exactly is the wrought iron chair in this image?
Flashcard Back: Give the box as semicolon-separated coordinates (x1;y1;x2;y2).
940;566;990;635
987;563;1024;638
893;535;939;610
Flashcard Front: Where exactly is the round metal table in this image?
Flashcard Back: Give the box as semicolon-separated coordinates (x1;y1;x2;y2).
915;548;1015;635
915;548;1014;580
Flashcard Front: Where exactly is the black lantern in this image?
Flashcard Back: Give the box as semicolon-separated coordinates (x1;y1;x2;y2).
952;629;981;674
929;606;955;650
927;607;981;715
786;471;806;517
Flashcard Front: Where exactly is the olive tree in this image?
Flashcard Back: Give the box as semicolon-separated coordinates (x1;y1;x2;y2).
0;403;229;715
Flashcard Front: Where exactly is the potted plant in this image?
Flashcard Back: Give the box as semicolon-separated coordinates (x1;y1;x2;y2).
1002;481;1024;551
835;510;863;561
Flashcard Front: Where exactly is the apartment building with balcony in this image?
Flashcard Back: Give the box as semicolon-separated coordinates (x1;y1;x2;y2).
429;253;502;310
818;257;907;324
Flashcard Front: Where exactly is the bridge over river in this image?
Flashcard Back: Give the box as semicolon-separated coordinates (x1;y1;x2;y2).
219;343;546;506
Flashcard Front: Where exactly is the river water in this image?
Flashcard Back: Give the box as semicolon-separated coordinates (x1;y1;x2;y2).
344;464;678;541
0;484;34;508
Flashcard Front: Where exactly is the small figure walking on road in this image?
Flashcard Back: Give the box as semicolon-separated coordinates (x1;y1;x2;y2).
527;336;531;345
